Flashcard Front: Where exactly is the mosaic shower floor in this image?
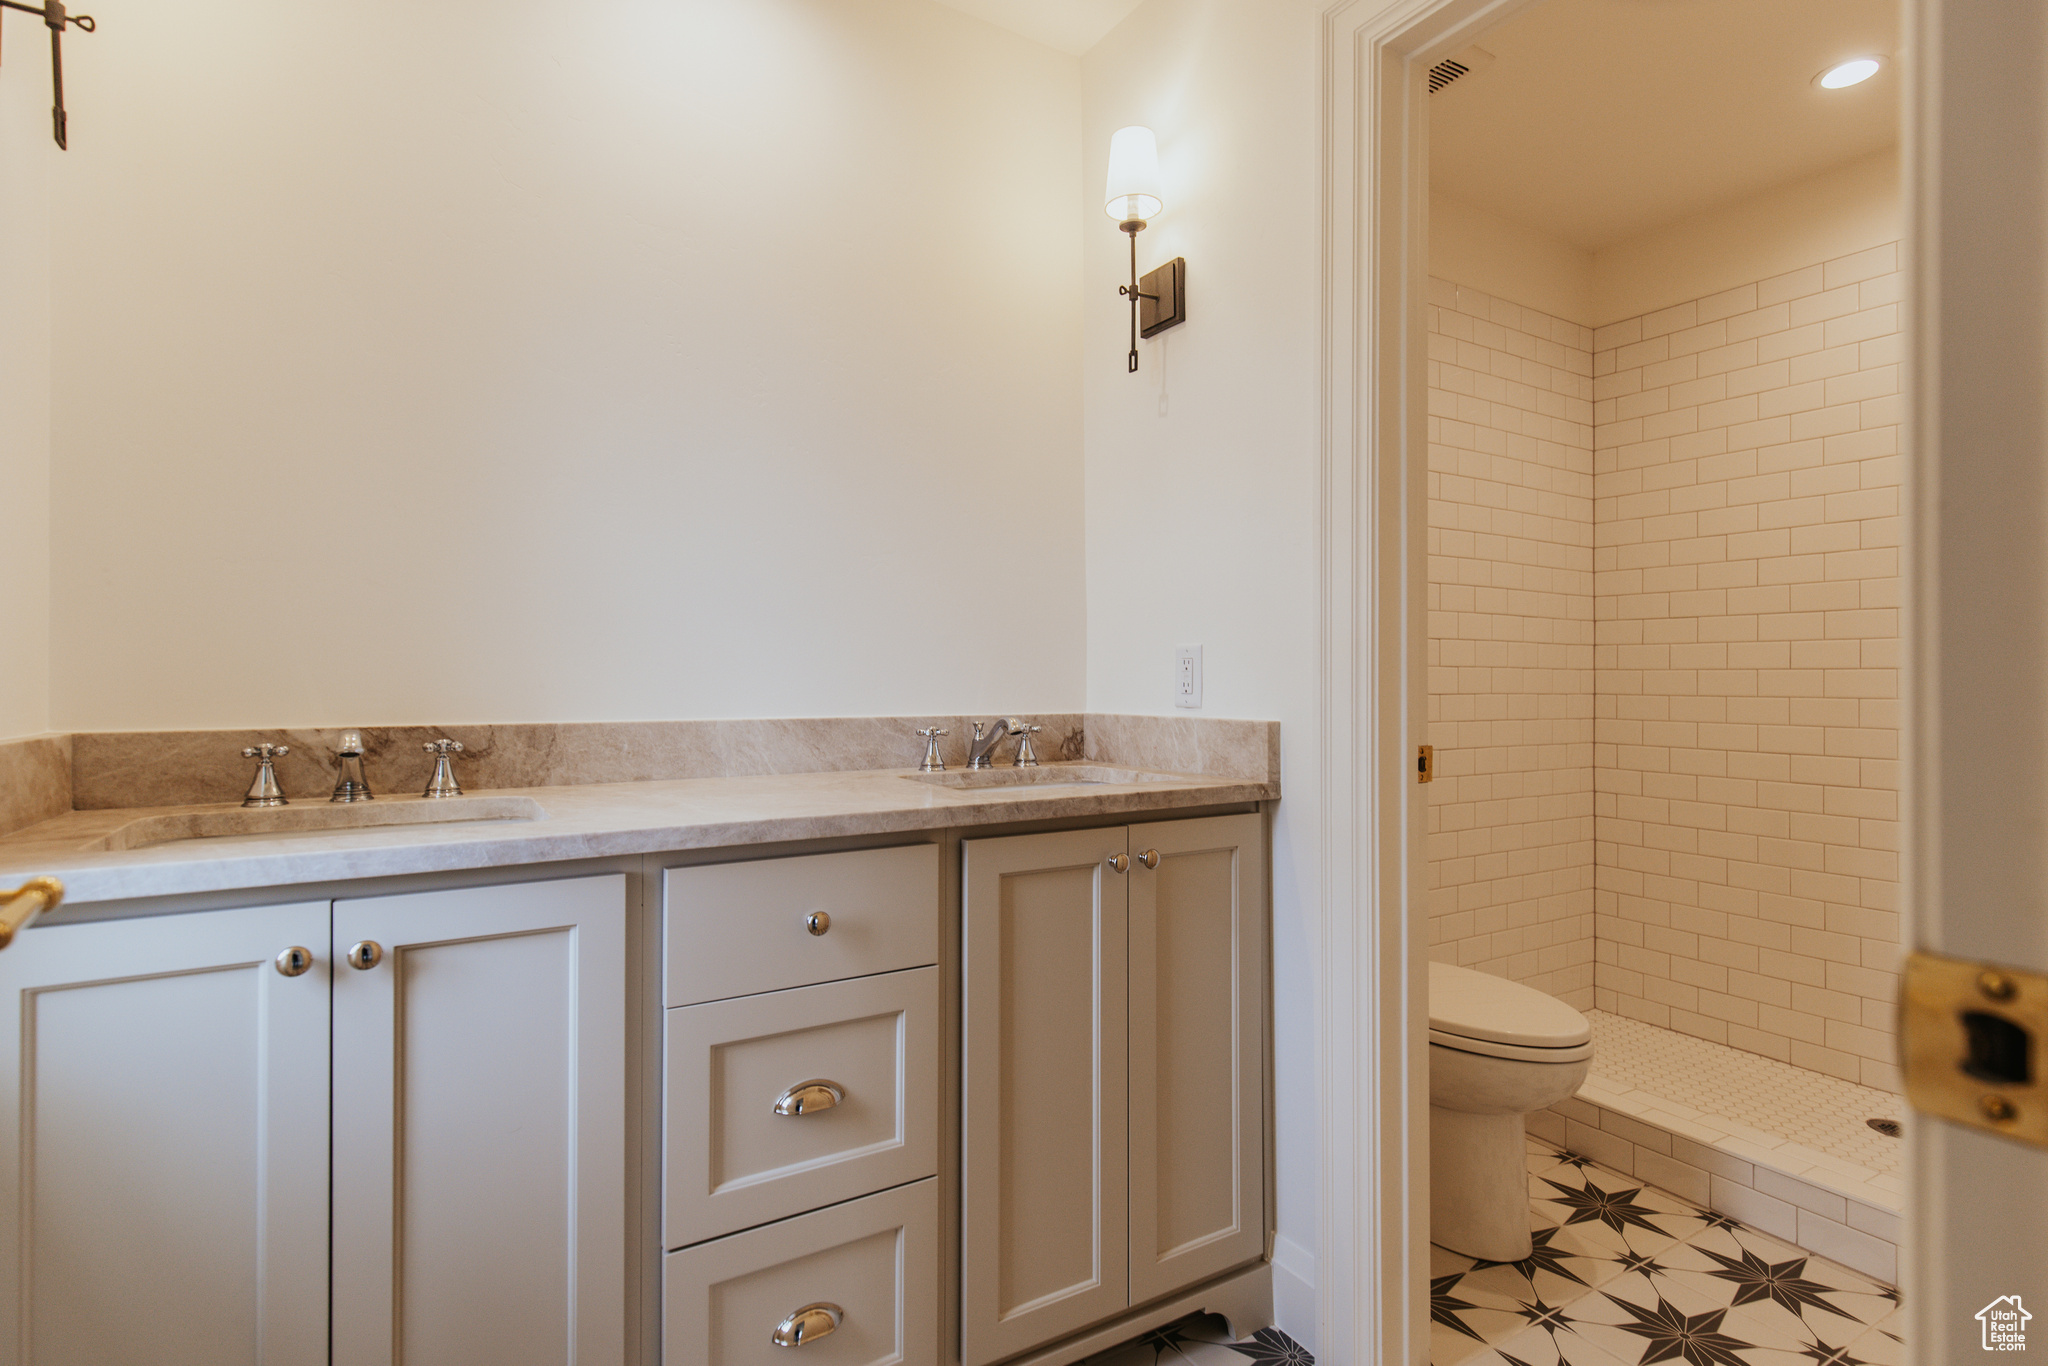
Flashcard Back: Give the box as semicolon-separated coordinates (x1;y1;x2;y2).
1430;1136;1905;1366
1584;1012;1904;1180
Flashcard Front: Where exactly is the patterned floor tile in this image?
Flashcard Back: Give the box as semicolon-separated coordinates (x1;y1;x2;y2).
1427;1138;1908;1366
1528;1163;1711;1255
1454;1318;1637;1366
1845;1316;1907;1364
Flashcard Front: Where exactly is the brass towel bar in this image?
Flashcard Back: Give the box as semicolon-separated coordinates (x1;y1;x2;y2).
0;877;64;950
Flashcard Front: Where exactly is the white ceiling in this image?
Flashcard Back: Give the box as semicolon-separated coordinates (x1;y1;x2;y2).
1430;0;1901;249
929;0;1143;55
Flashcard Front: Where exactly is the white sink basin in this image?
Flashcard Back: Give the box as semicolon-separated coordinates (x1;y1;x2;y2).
82;795;548;852
901;764;1175;790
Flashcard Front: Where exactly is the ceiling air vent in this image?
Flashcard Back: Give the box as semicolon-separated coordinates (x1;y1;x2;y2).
1427;45;1495;94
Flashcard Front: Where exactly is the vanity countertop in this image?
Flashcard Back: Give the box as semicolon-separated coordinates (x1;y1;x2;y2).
0;765;1276;906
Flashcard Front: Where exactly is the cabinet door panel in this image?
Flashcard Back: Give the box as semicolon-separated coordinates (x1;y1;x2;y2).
961;827;1128;1366
0;903;330;1366
1128;813;1266;1303
332;875;625;1366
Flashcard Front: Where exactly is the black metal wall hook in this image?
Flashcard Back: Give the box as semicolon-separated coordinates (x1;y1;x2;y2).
0;0;96;149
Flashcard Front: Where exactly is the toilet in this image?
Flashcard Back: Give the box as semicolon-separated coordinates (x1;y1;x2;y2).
1428;961;1593;1261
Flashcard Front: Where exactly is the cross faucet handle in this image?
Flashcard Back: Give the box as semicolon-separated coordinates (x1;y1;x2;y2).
421;739;466;799
1006;722;1044;768
915;727;949;774
240;744;290;808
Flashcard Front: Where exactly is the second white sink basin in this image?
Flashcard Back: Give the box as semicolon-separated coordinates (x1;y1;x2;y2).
83;795;548;852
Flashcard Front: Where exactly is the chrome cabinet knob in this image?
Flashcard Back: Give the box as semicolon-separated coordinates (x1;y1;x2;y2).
772;1079;845;1116
1107;852;1130;874
1135;848;1160;870
346;940;384;971
275;946;314;977
772;1302;843;1348
805;912;831;936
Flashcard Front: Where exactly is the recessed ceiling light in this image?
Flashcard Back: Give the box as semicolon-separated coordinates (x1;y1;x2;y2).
1817;57;1883;89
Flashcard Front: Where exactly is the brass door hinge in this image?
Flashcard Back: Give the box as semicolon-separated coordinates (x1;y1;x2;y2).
1417;745;1434;784
1903;949;2048;1149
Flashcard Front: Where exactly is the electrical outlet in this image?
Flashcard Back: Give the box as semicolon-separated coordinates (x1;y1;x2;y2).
1175;645;1203;709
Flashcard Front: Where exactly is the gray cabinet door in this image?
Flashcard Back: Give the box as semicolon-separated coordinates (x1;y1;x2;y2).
0;902;331;1366
331;874;626;1366
1127;813;1266;1305
960;827;1130;1366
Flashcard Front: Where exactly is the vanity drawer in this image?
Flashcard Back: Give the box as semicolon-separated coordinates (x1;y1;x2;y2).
663;845;938;1006
665;967;938;1248
663;1178;935;1366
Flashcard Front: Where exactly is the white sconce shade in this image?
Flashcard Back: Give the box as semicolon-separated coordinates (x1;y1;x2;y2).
1104;125;1163;223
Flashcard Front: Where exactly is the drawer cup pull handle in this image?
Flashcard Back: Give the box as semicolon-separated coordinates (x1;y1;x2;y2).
772;1302;843;1347
772;1079;845;1117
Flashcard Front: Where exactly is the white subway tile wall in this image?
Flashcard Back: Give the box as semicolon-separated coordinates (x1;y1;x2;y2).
1425;280;1597;1007
1590;244;1904;1092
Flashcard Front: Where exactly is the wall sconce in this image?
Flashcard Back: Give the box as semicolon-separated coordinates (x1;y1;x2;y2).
1105;126;1186;373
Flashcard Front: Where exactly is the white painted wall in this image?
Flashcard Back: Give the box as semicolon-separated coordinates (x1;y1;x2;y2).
1592;149;1900;326
1079;0;1322;1345
44;0;1087;730
1431;149;1902;330
0;53;52;743
1430;192;1595;326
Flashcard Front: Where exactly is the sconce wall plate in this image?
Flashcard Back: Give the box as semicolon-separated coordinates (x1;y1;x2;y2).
1139;258;1186;338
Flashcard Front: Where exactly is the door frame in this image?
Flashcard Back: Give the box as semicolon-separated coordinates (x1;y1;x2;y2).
1313;1;1558;1361
1898;0;2048;1357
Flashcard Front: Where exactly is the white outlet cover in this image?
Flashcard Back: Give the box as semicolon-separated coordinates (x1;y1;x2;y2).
1175;645;1203;709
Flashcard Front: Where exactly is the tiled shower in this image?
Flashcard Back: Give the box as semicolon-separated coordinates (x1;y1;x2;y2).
1425;244;1906;1281
1428;240;1903;1089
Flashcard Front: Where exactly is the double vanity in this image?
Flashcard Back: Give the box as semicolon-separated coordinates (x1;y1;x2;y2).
0;715;1277;1366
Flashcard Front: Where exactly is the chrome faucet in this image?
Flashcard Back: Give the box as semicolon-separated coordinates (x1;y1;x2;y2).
331;730;373;803
966;720;1012;770
240;743;290;808
421;739;465;798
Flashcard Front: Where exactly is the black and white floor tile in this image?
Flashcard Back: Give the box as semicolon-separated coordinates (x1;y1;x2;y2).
1082;1313;1315;1366
1431;1137;1906;1366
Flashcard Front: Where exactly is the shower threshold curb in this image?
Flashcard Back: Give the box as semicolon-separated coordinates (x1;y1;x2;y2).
1534;1082;1901;1285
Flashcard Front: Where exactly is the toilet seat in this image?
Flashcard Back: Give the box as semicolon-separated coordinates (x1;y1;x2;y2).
1428;961;1593;1064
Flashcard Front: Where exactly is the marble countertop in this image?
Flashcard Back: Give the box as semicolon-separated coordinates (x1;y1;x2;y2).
0;764;1275;906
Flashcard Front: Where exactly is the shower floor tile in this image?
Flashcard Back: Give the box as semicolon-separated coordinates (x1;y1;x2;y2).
1582;1011;1905;1179
1430;1136;1906;1366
